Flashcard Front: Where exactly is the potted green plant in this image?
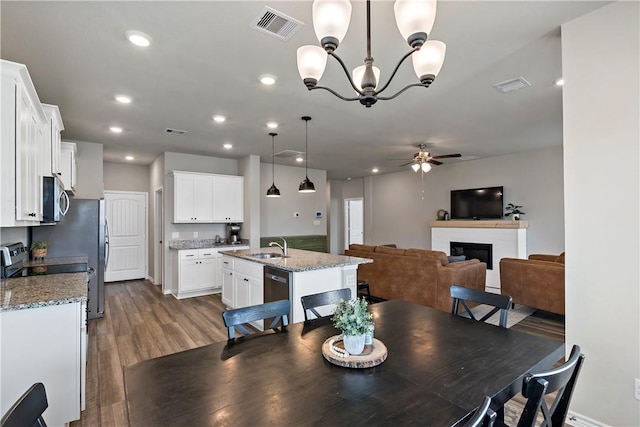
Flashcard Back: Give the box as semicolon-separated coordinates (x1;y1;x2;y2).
30;241;48;259
332;297;373;355
505;203;526;220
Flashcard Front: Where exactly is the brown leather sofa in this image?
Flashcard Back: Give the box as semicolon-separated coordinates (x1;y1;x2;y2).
499;253;565;315
344;244;487;312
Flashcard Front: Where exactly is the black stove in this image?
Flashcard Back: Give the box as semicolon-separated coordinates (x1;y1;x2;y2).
1;242;89;278
12;263;89;277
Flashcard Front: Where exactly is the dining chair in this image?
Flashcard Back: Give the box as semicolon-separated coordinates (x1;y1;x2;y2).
300;288;352;323
463;396;496;427
496;345;585;427
1;382;48;427
222;299;290;341
450;284;513;328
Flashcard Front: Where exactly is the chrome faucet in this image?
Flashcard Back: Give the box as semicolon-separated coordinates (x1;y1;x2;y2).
269;237;288;257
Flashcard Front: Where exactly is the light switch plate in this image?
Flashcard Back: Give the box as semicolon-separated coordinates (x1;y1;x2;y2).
193;232;198;238
172;232;179;239
313;220;320;226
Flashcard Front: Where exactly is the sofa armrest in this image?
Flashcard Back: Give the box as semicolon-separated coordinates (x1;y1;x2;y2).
435;261;487;312
528;254;559;262
443;259;480;269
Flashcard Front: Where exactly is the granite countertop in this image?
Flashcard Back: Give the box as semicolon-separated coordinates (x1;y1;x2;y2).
0;272;88;312
219;248;373;272
24;256;89;267
169;239;250;250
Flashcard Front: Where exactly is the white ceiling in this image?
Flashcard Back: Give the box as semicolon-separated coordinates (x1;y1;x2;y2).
1;1;608;180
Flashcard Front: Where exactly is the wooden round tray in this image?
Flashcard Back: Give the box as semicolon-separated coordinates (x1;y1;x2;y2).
322;335;388;368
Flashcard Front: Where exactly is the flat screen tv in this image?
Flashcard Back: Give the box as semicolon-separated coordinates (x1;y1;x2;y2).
450;186;504;220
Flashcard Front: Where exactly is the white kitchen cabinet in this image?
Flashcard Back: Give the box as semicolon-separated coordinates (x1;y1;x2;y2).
1;302;84;426
221;255;264;330
173;171;214;223
211;175;244;222
173;249;219;299
221;259;235;307
42;104;64;177
1;60;46;226
59;141;77;193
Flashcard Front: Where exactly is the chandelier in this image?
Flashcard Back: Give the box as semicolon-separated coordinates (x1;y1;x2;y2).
296;0;446;108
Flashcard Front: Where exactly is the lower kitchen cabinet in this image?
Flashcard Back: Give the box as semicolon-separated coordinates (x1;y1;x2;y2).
0;302;85;427
221;256;264;330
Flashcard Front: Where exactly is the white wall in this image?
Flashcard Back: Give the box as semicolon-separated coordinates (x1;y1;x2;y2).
562;2;639;425
70;140;103;199
238;155;261;248
334;146;565;254
104;162;149;192
260;163;327;236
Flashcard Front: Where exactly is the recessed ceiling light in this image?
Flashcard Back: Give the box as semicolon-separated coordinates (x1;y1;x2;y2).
109;126;123;133
259;75;277;85
125;30;152;47
346;177;352;181
223;143;233;149
115;95;132;104
295;156;304;162
213;115;226;123
266;122;278;129
125;155;134;161
372;168;379;173
554;78;564;86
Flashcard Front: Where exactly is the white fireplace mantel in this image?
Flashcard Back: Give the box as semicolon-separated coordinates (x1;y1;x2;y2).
430;220;528;293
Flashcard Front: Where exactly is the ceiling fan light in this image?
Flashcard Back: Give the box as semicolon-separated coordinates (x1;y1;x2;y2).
299;177;316;193
394;0;437;46
313;0;352;50
297;45;328;82
412;40;446;82
352;65;381;93
411;163;421;172
421;162;432;173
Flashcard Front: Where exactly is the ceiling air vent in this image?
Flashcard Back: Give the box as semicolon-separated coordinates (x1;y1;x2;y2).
164;128;188;135
250;6;303;41
275;149;304;159
492;76;531;93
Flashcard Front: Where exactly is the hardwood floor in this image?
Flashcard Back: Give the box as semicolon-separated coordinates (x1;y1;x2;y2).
71;280;565;427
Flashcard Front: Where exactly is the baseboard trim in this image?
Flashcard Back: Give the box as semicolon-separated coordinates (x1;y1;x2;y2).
566;411;608;427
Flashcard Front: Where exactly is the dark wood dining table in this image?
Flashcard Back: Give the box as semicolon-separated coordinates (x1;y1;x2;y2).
124;300;564;426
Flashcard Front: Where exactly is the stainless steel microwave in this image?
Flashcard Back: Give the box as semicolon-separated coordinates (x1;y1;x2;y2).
42;176;70;223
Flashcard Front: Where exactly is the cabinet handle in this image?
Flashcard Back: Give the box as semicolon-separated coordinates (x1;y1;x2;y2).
243;278;249;282
185;254;195;257
203;253;212;256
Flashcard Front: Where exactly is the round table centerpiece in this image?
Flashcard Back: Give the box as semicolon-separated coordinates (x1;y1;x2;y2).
331;296;373;356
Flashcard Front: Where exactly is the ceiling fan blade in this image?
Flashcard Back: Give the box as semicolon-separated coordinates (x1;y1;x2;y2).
428;159;443;165
431;153;462;159
398;161;416;167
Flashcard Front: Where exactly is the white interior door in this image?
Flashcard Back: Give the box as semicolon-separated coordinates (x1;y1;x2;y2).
105;191;148;282
345;198;364;247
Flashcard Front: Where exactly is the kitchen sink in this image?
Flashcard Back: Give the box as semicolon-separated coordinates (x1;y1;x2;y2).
247;252;290;259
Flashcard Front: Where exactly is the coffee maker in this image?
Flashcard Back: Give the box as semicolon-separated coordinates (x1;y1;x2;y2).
227;223;241;244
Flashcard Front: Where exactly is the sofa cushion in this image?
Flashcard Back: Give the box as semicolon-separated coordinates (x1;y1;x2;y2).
405;249;449;266
374;246;406;256
349;244;375;252
555;252;565;264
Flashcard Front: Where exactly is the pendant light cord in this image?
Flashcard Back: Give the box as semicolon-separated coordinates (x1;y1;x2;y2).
305;119;309;177
272;133;276;182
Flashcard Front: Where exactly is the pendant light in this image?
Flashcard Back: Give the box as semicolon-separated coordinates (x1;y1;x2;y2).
299;116;316;193
266;132;281;197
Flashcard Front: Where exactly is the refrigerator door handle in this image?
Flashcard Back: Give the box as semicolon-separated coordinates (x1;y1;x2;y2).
104;218;110;270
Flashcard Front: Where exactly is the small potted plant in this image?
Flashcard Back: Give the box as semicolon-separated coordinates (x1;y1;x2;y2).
30;241;48;259
332;297;373;355
505;203;526;220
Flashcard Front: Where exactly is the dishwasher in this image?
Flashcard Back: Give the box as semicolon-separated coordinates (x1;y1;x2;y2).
263;266;292;328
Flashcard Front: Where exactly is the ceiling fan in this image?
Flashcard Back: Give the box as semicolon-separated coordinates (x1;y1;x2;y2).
399;144;462;172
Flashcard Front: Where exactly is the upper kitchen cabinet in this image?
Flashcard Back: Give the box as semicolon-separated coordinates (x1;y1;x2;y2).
42;104;64;178
211;175;243;222
59;141;77;193
1;60;47;226
172;171;243;223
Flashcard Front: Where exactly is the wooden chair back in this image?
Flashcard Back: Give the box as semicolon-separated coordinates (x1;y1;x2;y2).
300;288;352;322
517;345;585;427
222;299;290;341
463;396;496;427
1;382;48;427
450;285;513;328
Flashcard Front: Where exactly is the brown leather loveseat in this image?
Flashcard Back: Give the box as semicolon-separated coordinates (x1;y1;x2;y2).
499;253;565;315
344;244;487;312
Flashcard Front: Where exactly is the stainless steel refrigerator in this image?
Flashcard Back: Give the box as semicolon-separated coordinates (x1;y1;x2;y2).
31;198;106;319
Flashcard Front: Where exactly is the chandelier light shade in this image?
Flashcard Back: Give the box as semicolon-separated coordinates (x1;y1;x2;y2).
299;116;316;193
266;132;281;198
421;162;432;173
411;163;420;172
297;0;446;108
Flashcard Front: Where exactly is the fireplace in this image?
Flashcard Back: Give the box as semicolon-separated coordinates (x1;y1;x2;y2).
450;242;493;270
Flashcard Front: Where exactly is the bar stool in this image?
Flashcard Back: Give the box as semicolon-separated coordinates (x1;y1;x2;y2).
357;280;370;302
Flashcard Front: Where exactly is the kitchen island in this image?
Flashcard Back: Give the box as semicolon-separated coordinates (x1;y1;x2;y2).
220;248;372;325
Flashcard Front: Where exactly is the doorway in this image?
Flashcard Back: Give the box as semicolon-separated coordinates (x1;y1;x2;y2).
154;187;163;288
104;191;148;282
344;198;364;248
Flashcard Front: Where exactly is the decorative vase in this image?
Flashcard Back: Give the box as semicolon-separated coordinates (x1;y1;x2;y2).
33;248;47;259
513;214;520;221
342;334;366;355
